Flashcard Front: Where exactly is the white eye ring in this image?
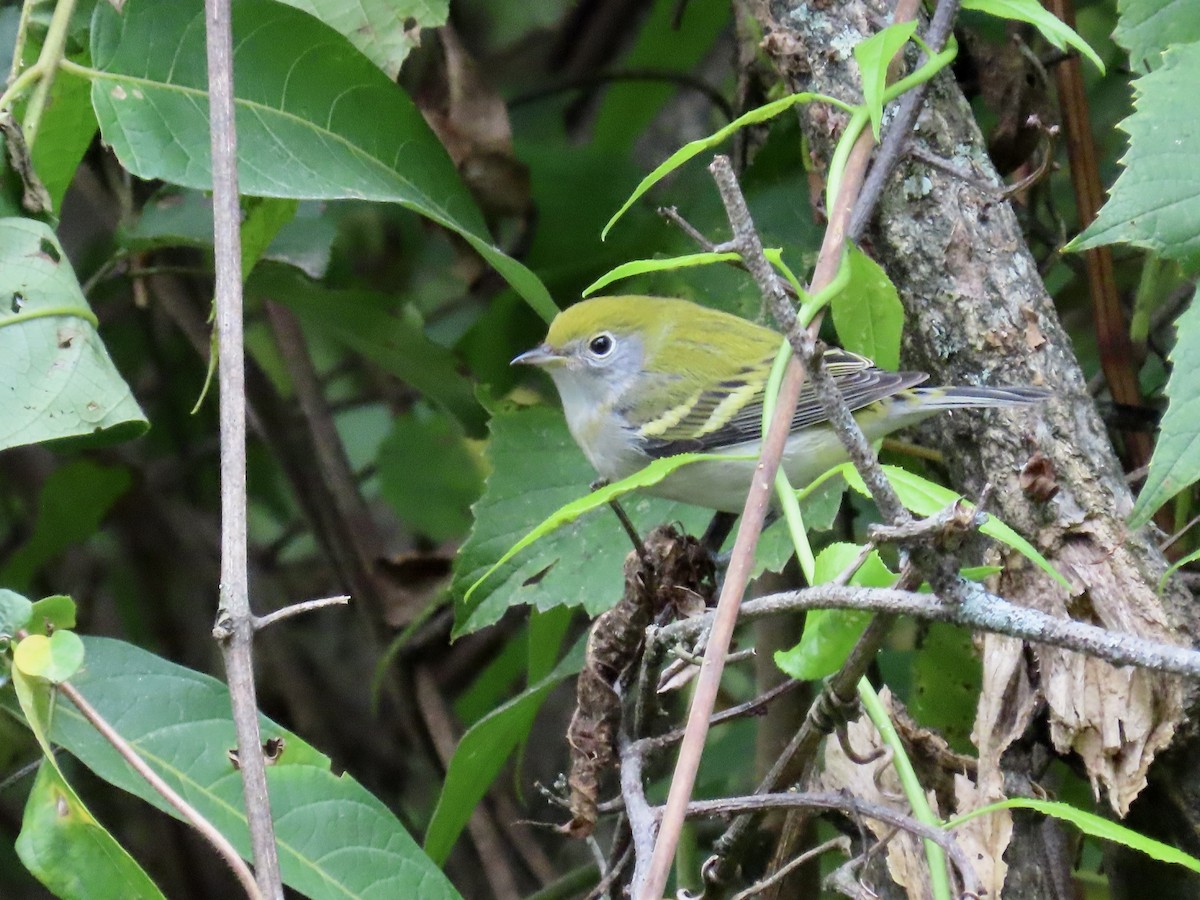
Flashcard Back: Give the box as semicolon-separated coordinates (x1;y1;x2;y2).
588;332;615;357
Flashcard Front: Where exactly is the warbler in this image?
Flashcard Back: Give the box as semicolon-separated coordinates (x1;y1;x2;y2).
512;295;1047;513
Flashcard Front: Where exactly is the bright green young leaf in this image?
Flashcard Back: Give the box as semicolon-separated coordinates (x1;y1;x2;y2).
948;797;1200;874
1129;288;1200;527
14;631;85;683
0;459;132;593
854;22;917;141
84;0;554;321
830;245;904;370
28;637;462;900
601;90;845;240
452;406;711;636
279;0;448;79
838;463;1070;588
0;219;147;451
774;543;894;680
583;252;743;297
17;763;166;900
962;0;1104;72
0;588;34;641
27;595;77;635
1114;0;1200;73
1071;42;1200;266
252;265;487;435
425;636;585;865
378;406;486;542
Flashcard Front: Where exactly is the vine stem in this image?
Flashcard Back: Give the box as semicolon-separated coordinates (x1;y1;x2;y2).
19;0;78;146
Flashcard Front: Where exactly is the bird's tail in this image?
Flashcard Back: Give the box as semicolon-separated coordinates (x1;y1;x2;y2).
894;385;1051;412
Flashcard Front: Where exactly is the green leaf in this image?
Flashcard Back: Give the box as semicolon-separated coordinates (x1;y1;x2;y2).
750;473;846;579
774;543;894;680
279;0;448;79
0;459;133;593
962;0;1104;73
253;265;486;435
13;631;85;683
854;22;917;141
1114;0;1200;73
839;463;1071;588
425;636;585;865
27;67;97;211
125;189;338;279
948;797;1200;874
240;197;298;279
601;90;843;240
378;406;485;542
85;0;554;321
0;588;34;641
452;405;711;636
31;637;463;900
583;252;743;297
1129;289;1200;526
17;763;166;900
0;218;148;451
911;623;981;752
27;595;77;635
1071;42;1200;266
830;245;904;370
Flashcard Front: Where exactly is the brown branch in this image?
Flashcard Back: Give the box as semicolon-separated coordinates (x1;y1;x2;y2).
1044;0;1151;472
203;0;283;893
413;667;523;899
252;595;350;631
60;681;263;900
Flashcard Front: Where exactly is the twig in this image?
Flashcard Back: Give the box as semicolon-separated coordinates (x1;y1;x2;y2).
658;582;1200;677
59;681;264;900
730;836;851;900
847;0;962;243
640;677;804;752
621;738;658;891
204;0;283;894
681;791;981;896
252;595;350;631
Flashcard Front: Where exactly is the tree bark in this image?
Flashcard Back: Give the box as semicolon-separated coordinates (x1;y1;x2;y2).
739;0;1200;894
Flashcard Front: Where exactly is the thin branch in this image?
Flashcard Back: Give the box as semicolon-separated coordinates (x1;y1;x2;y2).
683;792;981;896
847;0;962;242
252;595;350;631
204;0;283;893
657;582;1200;677
730;836;851;900
59;682;264;900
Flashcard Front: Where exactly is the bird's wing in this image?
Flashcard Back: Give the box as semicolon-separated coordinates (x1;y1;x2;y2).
638;348;927;457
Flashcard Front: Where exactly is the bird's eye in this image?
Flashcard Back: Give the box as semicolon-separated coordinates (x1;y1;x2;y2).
588;333;614;357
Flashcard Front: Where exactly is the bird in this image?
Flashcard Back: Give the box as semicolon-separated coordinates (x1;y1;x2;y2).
512;295;1047;513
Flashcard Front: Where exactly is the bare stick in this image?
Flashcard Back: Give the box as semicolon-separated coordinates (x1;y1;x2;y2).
657;582;1200;677
638;134;879;900
682;792;981;896
60;681;264;900
204;0;283;894
848;0;962;242
253;595;350;631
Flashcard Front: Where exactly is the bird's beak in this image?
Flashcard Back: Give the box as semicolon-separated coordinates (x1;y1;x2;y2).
511;344;565;368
